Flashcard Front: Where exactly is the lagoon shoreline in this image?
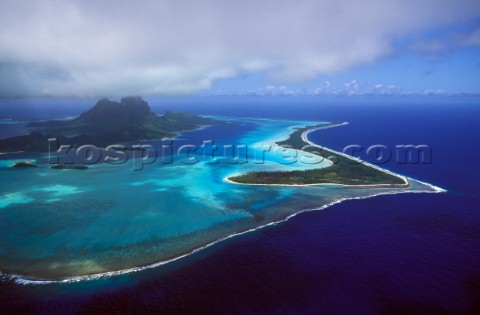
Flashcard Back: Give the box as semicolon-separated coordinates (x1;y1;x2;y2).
0;117;444;284
226;122;410;188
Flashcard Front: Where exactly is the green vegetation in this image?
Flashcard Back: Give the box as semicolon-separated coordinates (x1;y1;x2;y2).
51;165;88;170
229;123;407;186
0;96;222;152
12;161;38;168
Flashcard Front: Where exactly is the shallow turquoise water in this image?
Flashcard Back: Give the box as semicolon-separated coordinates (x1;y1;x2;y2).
0;117;439;281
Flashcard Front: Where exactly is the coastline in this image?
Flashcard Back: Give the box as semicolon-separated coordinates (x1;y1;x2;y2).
1;117;446;285
0;123;213;155
4;176;444;285
223;176;409;189
301;124;410;187
226;122;410;188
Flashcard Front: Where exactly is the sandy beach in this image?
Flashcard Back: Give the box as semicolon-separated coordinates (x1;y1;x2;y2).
226;122;410;188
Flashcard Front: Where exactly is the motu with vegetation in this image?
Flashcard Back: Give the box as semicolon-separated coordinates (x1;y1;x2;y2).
228;123;407;186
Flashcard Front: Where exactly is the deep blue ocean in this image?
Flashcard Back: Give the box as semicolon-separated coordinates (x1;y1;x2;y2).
0;96;479;314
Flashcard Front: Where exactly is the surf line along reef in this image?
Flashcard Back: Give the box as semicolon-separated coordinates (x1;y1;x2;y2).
0;115;445;283
226;122;409;187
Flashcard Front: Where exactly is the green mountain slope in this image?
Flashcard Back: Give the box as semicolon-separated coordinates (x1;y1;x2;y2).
0;96;220;152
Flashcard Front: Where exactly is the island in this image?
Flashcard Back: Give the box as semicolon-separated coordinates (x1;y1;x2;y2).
0;114;443;282
227;123;408;187
51;165;88;170
0;96;221;152
0;96;407;187
11;161;38;168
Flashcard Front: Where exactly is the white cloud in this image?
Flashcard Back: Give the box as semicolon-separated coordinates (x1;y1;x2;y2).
311;81;332;95
249;85;295;96
373;84;401;95
0;0;480;97
334;80;364;96
421;88;447;95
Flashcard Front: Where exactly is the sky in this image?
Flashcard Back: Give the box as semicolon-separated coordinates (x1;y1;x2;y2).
0;0;480;98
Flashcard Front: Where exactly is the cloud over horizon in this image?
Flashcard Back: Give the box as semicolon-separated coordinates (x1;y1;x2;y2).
1;0;480;97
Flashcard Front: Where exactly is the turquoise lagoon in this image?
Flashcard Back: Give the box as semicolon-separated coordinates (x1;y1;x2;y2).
0;117;441;282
